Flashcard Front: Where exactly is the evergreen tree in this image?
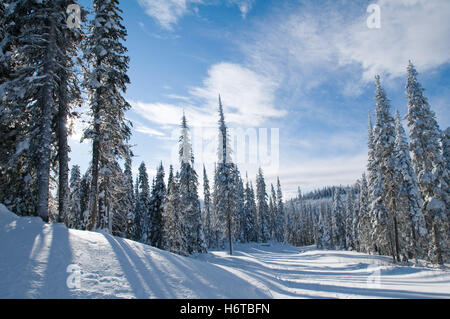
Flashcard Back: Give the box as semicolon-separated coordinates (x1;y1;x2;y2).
317;202;332;249
202;165;213;248
269;184;277;241
345;188;355;250
134;162;150;242
178;114;206;254
233;171;246;243
393;111;427;262
68;165;82;229
214;96;238;254
371;76;397;260
123;154;135;239
406;62;449;264
243;175;257;242
256;168;270;242
163;167;187;255
331;188;346;249
1;0;82;221
357;174;371;253
149;162;166;248
83;0;132;231
275;177;285;242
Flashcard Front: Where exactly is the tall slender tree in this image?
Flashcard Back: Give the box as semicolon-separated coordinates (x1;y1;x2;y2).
149;162;166;248
202;165;213;247
83;0;131;231
393;111;427;261
214;96;237;254
256;167;270;243
406;62;449;264
179;114;206;254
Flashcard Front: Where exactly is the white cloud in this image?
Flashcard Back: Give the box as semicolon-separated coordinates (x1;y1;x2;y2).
138;0;256;30
336;0;450;81
190;62;285;126
131;62;285;129
133;120;166;137
137;0;201;30
240;0;450;89
227;0;255;19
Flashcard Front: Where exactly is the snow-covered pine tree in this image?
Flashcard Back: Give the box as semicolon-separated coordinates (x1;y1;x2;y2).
256;167;270;243
1;0;82;221
242;175;257;242
275;177;285;242
202;165;213;248
406;62;449;264
68;165;82;229
345;187;355;250
123;154;135;239
178;114;206;254
393;111;428;262
269;183;277;241
149;162;166;248
317;201;332;249
352;182;360;251
163;166;188;255
134;162;151;243
79;168;91;229
233;170;245;243
357;173;370;253
371;75;398;261
83;0;132;231
214;96;237;254
331;188;346;249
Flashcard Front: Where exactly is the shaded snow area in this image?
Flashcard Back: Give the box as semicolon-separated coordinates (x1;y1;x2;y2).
1;205;449;299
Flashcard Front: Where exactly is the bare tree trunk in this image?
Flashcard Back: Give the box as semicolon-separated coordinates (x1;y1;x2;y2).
37;16;56;223
58;71;69;225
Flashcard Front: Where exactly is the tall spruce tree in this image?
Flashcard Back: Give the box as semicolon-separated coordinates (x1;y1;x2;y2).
275;177;285;242
406;62;449;264
331;188;346;249
163;167;187;255
202;165;213;248
149;162;166;248
83;0;131;231
68;165;82;229
358;173;370;253
134;162;150;242
371;76;398;261
179;114;206;254
256;167;270;243
214;96;237;254
393;111;427;261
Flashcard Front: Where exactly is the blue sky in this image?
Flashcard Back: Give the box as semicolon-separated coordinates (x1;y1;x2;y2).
70;0;450;199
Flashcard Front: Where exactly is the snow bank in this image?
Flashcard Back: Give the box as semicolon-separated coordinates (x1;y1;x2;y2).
0;206;269;299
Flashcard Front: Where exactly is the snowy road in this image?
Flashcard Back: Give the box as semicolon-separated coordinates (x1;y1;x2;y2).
1;205;449;299
198;243;450;299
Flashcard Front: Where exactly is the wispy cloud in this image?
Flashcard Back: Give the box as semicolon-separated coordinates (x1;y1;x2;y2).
227;0;255;19
240;0;450;92
137;0;257;30
130;62;286;129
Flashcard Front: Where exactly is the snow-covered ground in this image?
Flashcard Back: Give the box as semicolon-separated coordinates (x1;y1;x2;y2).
1;204;449;299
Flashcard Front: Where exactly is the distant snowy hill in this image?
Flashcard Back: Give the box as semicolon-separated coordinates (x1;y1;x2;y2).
1;204;449;299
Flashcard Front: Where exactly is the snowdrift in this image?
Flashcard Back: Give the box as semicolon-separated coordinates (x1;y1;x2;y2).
0;204;268;298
